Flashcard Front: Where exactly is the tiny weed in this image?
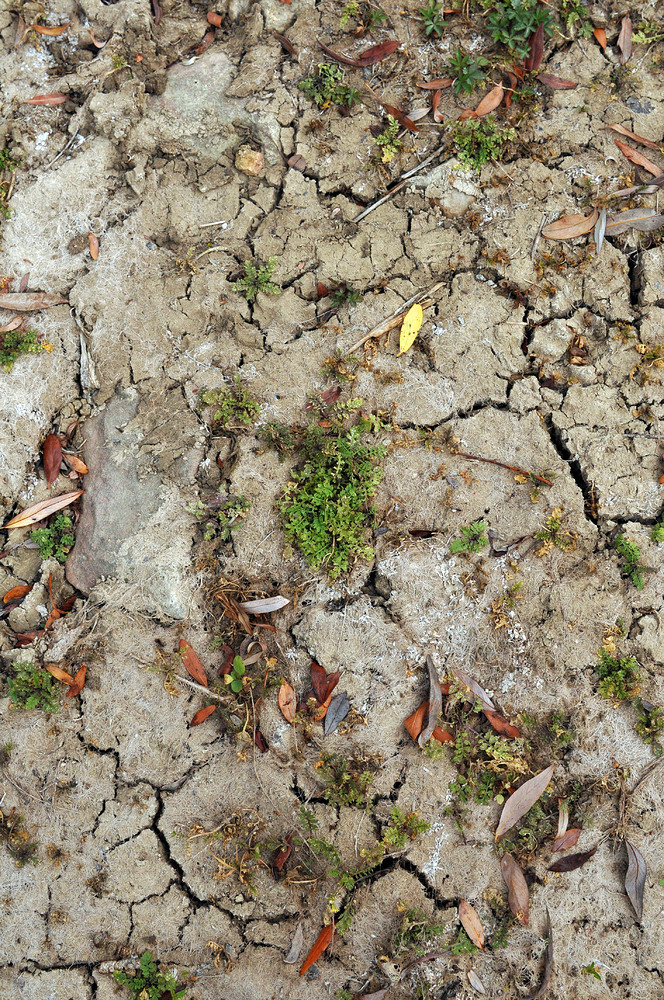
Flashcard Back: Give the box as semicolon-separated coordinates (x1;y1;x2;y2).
498;798;553;856
336;990;355;1000
111;53;128;71
633;698;663;756
450;520;488;554
299;806;318;832
420;0;445;37
0;328;51;373
451;116;516;170
321;350;360;383
257;421;296;459
299;63;361;110
615;533;646;590
198;375;259;425
187;495;250;542
30;513;75;563
0;743;11;766
224;656;247;694
582;961;602;980
233;257;280;302
450;928;478;955
8;662;61;713
596;648;641;701
316;753;377;809
340;2;386;31
651;518;664;543
486;0;554;59
113;951;186;1000
370;115;403;164
330;284;363;308
560;0;593;38
535;508;576;555
0;147;20;219
633;20;664;44
448;48;488;95
392;905;447;957
0;807;39;867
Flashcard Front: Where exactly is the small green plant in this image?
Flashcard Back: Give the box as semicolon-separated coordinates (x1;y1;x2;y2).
651;518;664;543
633;20;664;44
615;534;646;590
0;806;39;866
448;48;488;95
7;662;61;713
299;63;361;110
486;0;554;59
371;115;404;164
535;508;576;554
187;495;250;542
0;146;20;218
450;928;478;955
451;116;516;170
582;961;602;980
233;257;280;302
0;743;11;766
224;656;246;694
633;698;663;756
330;284;363;308
113;951;186;1000
560;0;593;38
316;753;377;809
30;513;75;563
596;649;641;701
0;328;50;372
420;0;445;37
340;2;386;30
392;906;447;957
336;990;355;1000
198;376;260;425
450;519;488;554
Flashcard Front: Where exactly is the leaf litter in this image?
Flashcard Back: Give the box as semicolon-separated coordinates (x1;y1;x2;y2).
624;840;646;920
495;764;555;840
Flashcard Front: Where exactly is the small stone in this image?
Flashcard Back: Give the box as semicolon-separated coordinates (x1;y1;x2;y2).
235;145;264;176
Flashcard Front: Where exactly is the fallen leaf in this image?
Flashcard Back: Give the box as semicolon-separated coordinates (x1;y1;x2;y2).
475;83;505;117
594;207;607;256
32;21;70;35
397;303;423;356
254;729;269;752
324;691;350;734
542;209;599;240
238;636;267;666
432;89;445;123
503;70;517;111
431;724;453;743
190;704;216;726
410;528;436;538
179;639;208;687
278;681;297;724
356;40;400;66
451;669;495;711
13;630;43;646
605;208;664;234
614;139;662;177
458;899;484;950
299;922;334;976
43;434;62;486
89;28;108;48
605;123;661;152
66;663;86;697
317;38;364;67
88;233;99;260
284;921;304;964
548;845;597;872
0;316;24;333
416;77;453;89
207;11;223;26
404;702;428;741
418;654;443;747
151;0;162;23
273;832;294;872
593;27;607;50
525;23;544;72
483;709;521;738
0;291;67;310
321;385;342;406
311;662;341;704
237;595;290;614
405;107;430;122
194;28;215;54
625;839;646;921
21;93;68;106
537;74;577;89
62;453;88;475
375;99;419;132
553;828;581;852
618;14;632;65
273;31;297;55
44;663;75;685
495;764;555;840
3;490;83;529
287;153;307;172
3;584;32;603
501;853;529;925
467;969;486;994
525;908;554;1000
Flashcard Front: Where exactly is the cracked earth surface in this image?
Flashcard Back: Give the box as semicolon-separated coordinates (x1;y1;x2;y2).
1;0;664;998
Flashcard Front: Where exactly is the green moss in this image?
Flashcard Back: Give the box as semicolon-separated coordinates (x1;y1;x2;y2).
0;328;49;373
30;513;75;563
8;662;60;712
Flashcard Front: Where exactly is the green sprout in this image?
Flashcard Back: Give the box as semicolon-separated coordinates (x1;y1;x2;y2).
113;952;186;1000
420;0;445;37
371;115;404;164
298;64;361;110
448;48;488;95
198;375;259;425
7;662;61;713
30;513;75;563
615;534;646;590
451;115;516;171
450;520;488;553
0;328;50;372
233;257;281;302
596;649;641;701
486;0;554;59
224;656;246;694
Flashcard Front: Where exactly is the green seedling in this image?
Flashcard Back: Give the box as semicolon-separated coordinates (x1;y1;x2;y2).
651;518;664;543
0;328;50;373
316;753;377;809
582;962;602;980
224;655;246;693
233;257;280;302
113;951;186;1000
450;928;478;955
535;508;576;554
560;0;593;38
0;146;20;219
8;662;60;713
392;906;447;957
596;648;641;701
633;20;664;44
448;48;488;95
485;0;554;59
633;698;663;756
187;495;250;542
450;519;488;553
340;2;386;30
330;284;362;308
451;116;516;171
299;63;361;110
615;533;646;590
370;115;404;164
198;376;259;425
30;513;75;563
420;0;445;37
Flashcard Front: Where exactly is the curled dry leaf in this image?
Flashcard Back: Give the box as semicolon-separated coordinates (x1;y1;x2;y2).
194;29;215;54
418;655;443;747
88;233;99;260
311;661;340;704
605;208;664;234
62;452;88;475
0;291;67;310
501;853;529;925
0;316;24;333
375;99;419;132
451;668;495;711
45;663;75;685
416;77;453;89
179;639;208;687
21;93;68;106
404;701;428;741
299;922;334;976
431;724;453;743
605;124;661;152
618;14;632;65
207;11;223;26
278;681;297;724
548;845;597;872
614;139;662;177
66;663;86;697
458;899;485;950
3;490;83;530
553;828;581;852
237;595;290;614
317;38;363;67
284;921;304;964
190;704;216;726
495;764;555;841
594;207;607;256
32;21;70;34
356;40;400;66
405;107;430;122
3;584;32;603
273;32;297;55
625;839;646;921
593;26;607;50
473;84;504;118
432;89;444;123
542;208;598;241
43;434;63;486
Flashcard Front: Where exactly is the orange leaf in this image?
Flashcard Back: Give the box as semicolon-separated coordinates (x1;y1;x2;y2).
3;584;32;603
473;84;504;118
62;452;88;475
299;923;334;976
537;73;577;89
614;139;663;177
45;663;75;685
88;233;99;260
483;709;521;738
314;690;333;721
278;681;297;724
593;27;607;50
43;433;62;486
431;725;453;743
542;209;599;241
21;92;68;105
416;77;453;89
66;663;86;697
32;21;70;35
191;704;216;726
404;701;427;741
605;124;661;152
207;11;223;26
432;89;445;123
180;639;208;687
458;899;485;950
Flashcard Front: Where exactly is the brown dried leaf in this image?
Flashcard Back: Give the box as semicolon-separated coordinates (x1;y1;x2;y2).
525;23;544;72
376;101;419;133
190;704;216;726
311;661;340;704
418;654;443;747
278;681;297;724
284;921;304;964
416;77;453;89
66;663;86;697
466;84;504;119
3;490;83;529
431;724;453;743
458;899;485;950
553;828;581;852
317;38;363;67
13;630;43;647
451;669;495;711
524;908;553;1000
32;21;70;35
88;232;99;260
495;764;555;840
467;969;486;995
179;639;208;687
500;853;529;925
548;845;597;872
404;701;428;741
432;89;445;123
537;73;577;89
0;291;67;310
43;434;62;486
605;123;661;152
62;452;88;475
273;31;296;55
44;663;75;685
207;11;223;26
625;839;646;921
614;139;662;177
194;29;216;55
356;40;400;66
21;93;68;106
299;923;334;976
483;709;521;737
3;584;32;603
618;14;632;65
542;209;598;240
605;208;664;234
272;832;294;872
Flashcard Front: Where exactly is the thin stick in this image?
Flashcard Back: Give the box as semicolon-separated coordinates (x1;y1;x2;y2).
452;450;554;487
352;144;446;223
175;674;226;701
531;212;546;260
346;280;446;354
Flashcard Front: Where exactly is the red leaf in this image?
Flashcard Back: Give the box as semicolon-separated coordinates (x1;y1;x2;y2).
605;123;661;151
43;434;62;486
432;89;444;123
503;71;517;110
470;84;504;118
272;832;294;872
553;828;581;852
321;385;342;406
311;661;340;704
190;704;216;726
278;681;297;724
375;101;419;133
207;11;223;26
3;584;32;603
404;701;428;741
317;282;329;298
254;729;269;752
13;630;43;646
44;663;75;685
299;923;334;976
194;29;216;55
21;92;68;106
483;709;521;738
218;645;234;677
548;846;597;872
617;14;632;65
355;40;400;66
525;23;544;72
180;639;208;687
593;27;607;51
66;663;86;697
537;73;577;90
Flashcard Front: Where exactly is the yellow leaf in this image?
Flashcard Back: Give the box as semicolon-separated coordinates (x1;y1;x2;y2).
397;303;423;356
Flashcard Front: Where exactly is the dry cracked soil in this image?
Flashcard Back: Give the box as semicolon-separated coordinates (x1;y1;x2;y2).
1;1;664;998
